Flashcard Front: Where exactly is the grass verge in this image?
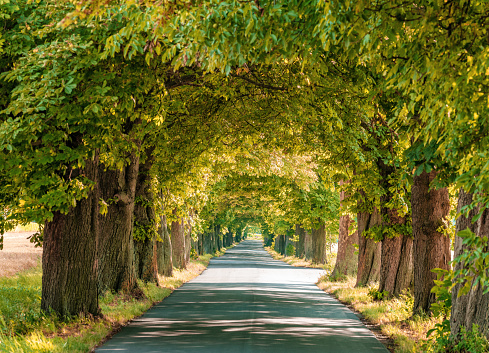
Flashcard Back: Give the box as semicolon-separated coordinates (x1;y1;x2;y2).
0;248;229;353
317;277;442;353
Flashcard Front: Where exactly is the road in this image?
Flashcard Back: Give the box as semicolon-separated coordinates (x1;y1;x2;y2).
96;239;389;353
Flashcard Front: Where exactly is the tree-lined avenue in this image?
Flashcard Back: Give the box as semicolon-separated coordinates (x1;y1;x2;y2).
96;239;388;353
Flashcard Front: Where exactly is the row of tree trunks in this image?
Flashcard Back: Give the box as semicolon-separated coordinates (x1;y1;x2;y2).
332;182;358;277
157;214;173;277
450;189;489;338
224;231;234;247
411;170;450;314
355;205;381;287
274;234;286;255
184;214;193;265
171;211;186;269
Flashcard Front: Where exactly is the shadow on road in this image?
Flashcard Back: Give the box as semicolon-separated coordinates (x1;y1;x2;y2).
97;239;388;353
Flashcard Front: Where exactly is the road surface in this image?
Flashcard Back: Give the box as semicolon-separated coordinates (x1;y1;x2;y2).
96;239;389;353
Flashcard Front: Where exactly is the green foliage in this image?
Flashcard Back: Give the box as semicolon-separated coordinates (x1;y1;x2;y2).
285;243;295;257
367;288;390;301
423;268;454;350
363;222;412;242
453;229;489;296
133;220;157;242
424;324;489;353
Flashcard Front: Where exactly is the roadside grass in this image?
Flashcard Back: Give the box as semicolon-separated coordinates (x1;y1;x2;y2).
317;276;442;353
0;248;228;353
265;246;337;273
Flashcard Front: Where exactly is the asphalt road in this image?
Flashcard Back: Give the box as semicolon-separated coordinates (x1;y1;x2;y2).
96;239;389;353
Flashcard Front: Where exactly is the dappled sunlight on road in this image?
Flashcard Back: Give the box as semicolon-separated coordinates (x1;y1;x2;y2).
97;240;388;353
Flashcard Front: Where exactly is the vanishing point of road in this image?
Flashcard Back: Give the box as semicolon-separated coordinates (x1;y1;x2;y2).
96;239;389;353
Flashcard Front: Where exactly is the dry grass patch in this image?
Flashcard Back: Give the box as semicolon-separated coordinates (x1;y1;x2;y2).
0;232;41;277
318;277;443;353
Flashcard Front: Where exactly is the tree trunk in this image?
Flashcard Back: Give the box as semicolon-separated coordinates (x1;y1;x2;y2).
378;231;413;296
304;229;313;260
133;154;158;284
450;190;489;339
311;223;327;264
295;224;305;258
184;215;192;266
332;183;358;278
97;153;139;294
235;227;243;243
412;170;450;315
356;206;382;287
214;225;221;252
377;159;413;297
171;211;186;269
157;214;173;277
41;158;100;317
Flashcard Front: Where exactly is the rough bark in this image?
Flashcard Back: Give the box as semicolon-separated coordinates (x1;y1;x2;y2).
133;155;158;284
97;153;139;294
304;229;313;260
377;159;413;297
332;183;358;278
295;224;305;258
41;157;100;317
311;223;327;264
157;214;173;277
184;213;193;265
412;170;450;315
356;206;382;287
450;190;489;339
171;211;186;269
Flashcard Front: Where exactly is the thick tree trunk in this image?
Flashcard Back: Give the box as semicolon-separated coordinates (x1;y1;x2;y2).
412;170;450;315
133;155;158;284
134;237;157;283
295;224;305;258
311;223;327;264
356;206;382;287
41;158;100;317
157;214;173;277
171;211;186;269
377;159;413;297
184;215;192;266
332;183;358;278
97;153;139;294
378;232;413;296
304;229;313;260
450;190;489;339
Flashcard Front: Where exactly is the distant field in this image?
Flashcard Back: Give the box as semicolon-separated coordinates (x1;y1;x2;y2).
0;231;41;277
